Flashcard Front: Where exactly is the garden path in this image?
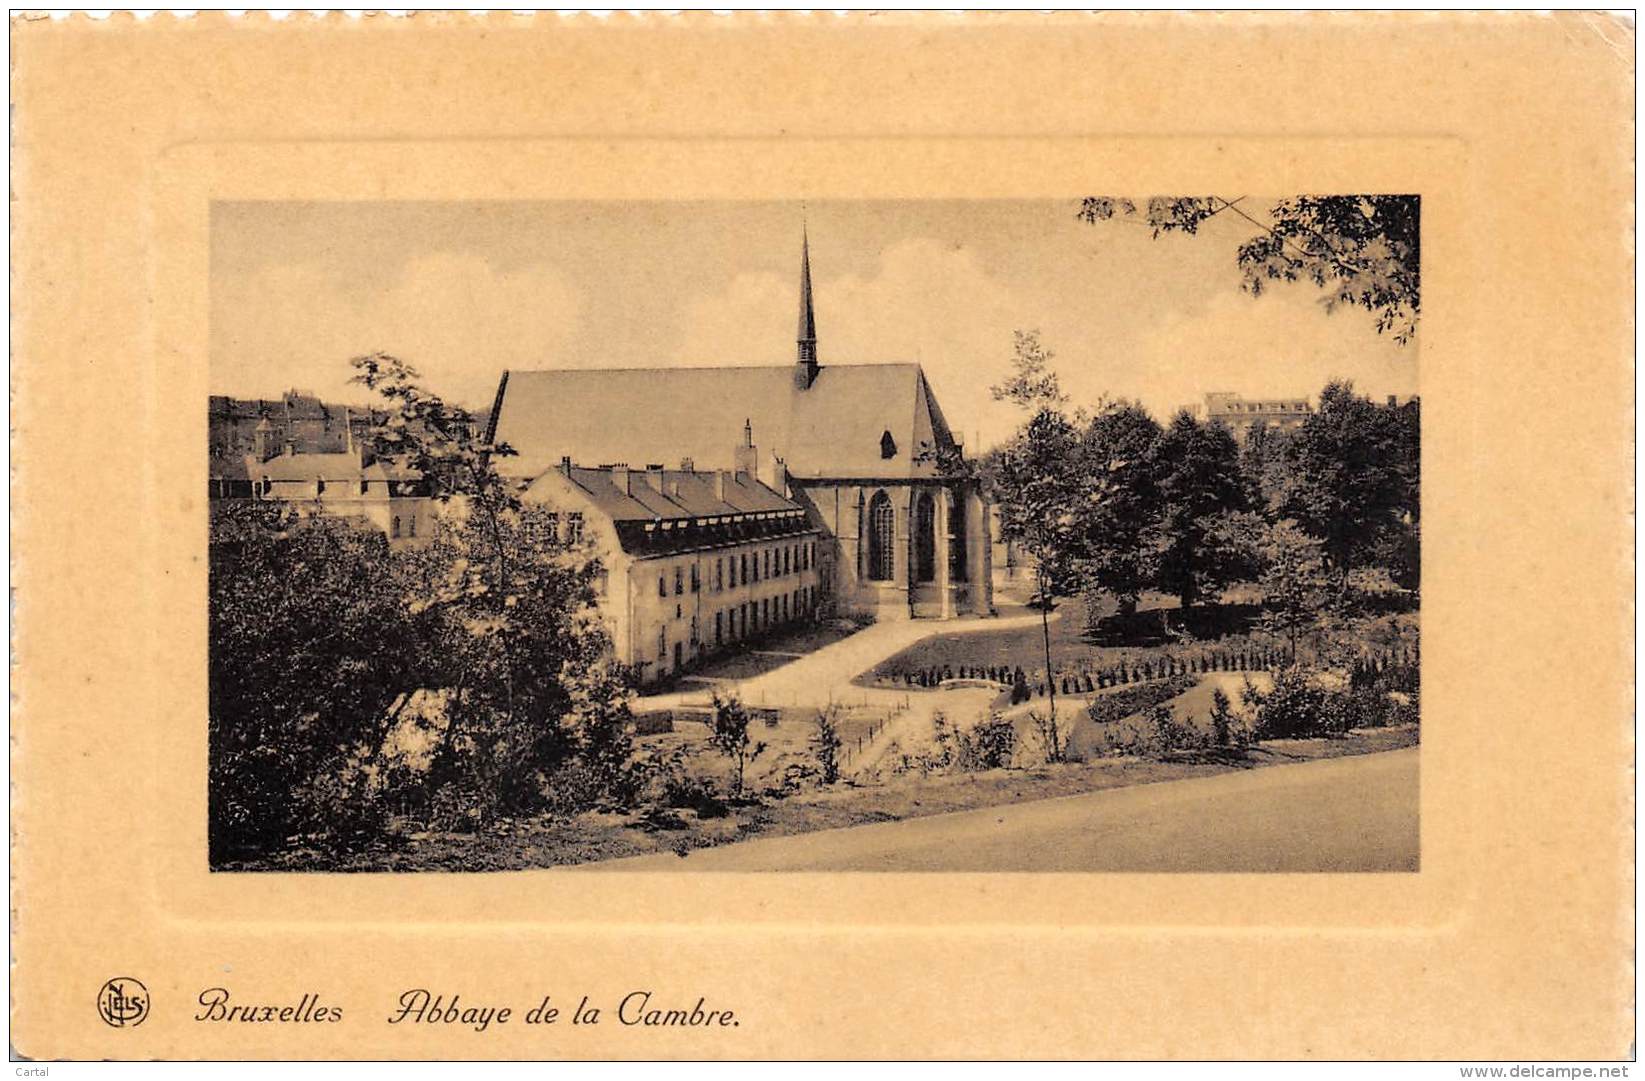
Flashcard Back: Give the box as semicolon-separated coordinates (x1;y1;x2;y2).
634;608;1060;714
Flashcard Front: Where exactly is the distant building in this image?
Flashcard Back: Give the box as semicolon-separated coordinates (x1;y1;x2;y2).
208;389;385;465
207;390;494;548
209;406;433;549
1199;391;1313;442
525;459;822;684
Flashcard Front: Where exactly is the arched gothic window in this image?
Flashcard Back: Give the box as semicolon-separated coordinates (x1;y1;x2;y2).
867;490;895;582
914;491;936;584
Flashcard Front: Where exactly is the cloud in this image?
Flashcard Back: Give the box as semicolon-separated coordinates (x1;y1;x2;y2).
668;237;1418;451
1106;285;1420;420
213;252;584;408
675;238;1034;448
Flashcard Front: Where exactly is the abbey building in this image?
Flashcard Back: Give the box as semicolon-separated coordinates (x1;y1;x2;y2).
486;233;995;675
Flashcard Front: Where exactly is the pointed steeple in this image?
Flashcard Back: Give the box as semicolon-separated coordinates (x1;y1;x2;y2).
795;228;819;389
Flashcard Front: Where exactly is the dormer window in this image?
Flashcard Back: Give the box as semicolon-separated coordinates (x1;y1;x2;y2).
880;430;898;459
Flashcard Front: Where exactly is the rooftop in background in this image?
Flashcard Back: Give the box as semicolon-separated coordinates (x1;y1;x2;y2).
1203;391;1313;418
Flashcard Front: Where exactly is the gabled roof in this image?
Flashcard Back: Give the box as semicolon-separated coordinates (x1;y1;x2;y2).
489;363;959;482
553;466;798;523
240;451;419;484
532;464;813;558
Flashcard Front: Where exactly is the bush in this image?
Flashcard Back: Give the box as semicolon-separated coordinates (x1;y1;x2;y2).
1242;667;1353;739
811;707;843;785
662;771;729;819
1144;703;1206;754
1209;686;1234;746
1086;673;1198;726
959;716;1018;770
708;692;766;798
1027;709;1066;763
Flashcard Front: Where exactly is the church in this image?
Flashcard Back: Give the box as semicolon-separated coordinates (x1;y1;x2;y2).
486;234;995;632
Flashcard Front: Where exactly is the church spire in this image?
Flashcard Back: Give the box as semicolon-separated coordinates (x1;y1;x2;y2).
795;227;819;389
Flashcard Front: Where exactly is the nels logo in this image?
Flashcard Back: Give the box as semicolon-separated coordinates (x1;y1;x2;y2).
97;978;149;1029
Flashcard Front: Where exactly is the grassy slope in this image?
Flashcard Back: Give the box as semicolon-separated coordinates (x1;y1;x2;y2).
859;597;1418;686
237;725;1418;872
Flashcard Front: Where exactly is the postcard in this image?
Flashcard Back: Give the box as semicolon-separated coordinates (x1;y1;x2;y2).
10;11;1634;1061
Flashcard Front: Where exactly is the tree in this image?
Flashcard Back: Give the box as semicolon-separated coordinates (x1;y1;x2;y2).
989;331;1088;738
208;502;424;861
708;692;765;798
1256;520;1332;659
1077;195;1421;344
1272;380;1416;591
1147;411;1252;611
1238;420;1293;513
348;354;636;826
990;329;1066;410
1073;401;1163;617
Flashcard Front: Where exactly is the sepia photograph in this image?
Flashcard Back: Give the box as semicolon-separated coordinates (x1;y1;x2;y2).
13;10;1635;1064
208;197;1422;873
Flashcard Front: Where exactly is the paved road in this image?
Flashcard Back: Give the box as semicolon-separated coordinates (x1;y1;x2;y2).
595;747;1419;873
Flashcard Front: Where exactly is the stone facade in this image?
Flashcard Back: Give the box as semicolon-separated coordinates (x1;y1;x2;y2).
1200;391;1313;443
524;462;821;685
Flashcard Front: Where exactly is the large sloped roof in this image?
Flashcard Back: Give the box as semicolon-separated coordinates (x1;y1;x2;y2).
488;363;957;482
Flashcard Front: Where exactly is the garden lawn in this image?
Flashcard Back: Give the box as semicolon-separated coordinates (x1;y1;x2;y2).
857;597;1418;690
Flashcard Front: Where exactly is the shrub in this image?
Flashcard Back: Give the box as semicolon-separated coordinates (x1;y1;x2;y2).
1242;667;1352;739
1027;709;1066;763
1086;673;1198;726
662;772;728;819
810;707;844;785
1209;686;1234;747
1144;703;1205;754
960;715;1018;770
708;692;765;797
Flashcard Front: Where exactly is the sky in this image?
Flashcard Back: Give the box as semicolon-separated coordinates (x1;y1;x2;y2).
211;199;1418;451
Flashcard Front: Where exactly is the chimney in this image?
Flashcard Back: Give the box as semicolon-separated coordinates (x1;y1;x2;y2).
253;418;276;463
560;455;573;477
679;456;694;472
714;470;729;502
612;463;631;495
772;455;789;497
733;418;759;480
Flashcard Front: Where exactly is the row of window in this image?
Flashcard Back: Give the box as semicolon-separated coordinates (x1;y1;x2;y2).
254;477;413;498
863;490;970;584
657;540;816;598
657;586;818;664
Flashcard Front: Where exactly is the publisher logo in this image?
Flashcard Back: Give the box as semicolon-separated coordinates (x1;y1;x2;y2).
97;978;149;1028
